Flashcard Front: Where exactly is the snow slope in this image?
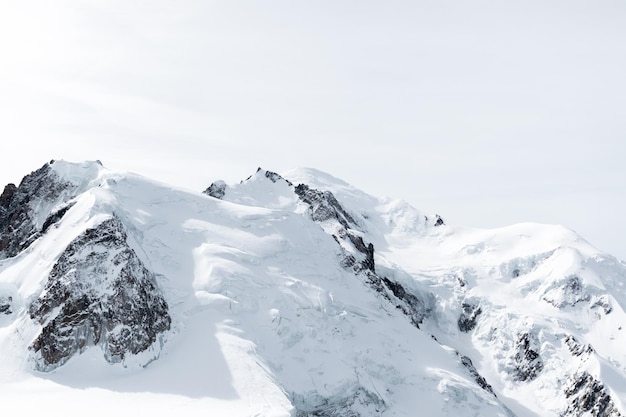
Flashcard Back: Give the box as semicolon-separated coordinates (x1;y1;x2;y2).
0;161;625;416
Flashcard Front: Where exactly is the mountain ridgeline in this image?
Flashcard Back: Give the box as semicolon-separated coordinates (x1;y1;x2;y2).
0;160;625;417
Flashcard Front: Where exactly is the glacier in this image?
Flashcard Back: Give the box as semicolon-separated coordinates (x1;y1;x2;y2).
0;160;625;416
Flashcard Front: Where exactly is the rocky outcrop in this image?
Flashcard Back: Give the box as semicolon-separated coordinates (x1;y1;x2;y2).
379;276;434;327
294;183;433;328
0;184;17;209
459;354;495;396
563;372;622;417
294;183;372;272
543;275;591;308
40;203;74;234
204;181;227;199
29;216;171;371
0;296;11;315
333;228;375;274
458;302;482;333
565;335;594;358
591;295;612;315
0;162;74;259
294;184;358;229
511;332;543;382
263;169;292;185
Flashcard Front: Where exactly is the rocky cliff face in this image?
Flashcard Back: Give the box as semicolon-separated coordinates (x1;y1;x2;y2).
203;180;226;199
0;161;170;370
293;181;436;328
29;216;171;370
0;295;11;315
0;162;75;259
291;178;499;401
563;372;622;417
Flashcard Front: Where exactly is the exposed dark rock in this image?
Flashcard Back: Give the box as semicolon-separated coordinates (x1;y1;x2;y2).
294;184;357;229
562;372;622;417
332;229;375;274
293;182;433;328
591;296;612;315
456;274;467;288
263;169;292;185
434;214;445;226
0;163;74;259
458;302;482;333
0;296;12;314
242;168;293;186
356;248;373;272
40;203;74;234
340;254;357;269
459;354;495;396
563;276;589;304
293;184;373;273
29;216;171;370
345;233;375;273
512;332;544;382
340;234;431;328
565;335;594;357
544;275;590;308
345;232;368;255
204;181;227;199
0;183;17;208
375;275;435;328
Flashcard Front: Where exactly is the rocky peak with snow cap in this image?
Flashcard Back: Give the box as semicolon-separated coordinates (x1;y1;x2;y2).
1;160;626;417
0;161;70;259
0;160;106;259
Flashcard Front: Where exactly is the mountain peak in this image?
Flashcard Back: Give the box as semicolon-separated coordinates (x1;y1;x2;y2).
47;159;106;185
282;167;354;192
1;161;625;417
249;167;293;186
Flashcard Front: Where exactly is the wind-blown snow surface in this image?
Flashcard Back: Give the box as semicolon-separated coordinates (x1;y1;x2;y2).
1;161;626;416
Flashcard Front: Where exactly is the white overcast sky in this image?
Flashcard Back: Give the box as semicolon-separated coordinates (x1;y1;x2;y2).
1;0;625;261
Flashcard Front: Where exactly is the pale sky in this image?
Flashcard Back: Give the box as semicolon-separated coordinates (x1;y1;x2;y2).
1;0;625;261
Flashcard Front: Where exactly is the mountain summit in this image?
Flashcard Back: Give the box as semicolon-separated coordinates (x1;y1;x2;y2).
1;160;625;416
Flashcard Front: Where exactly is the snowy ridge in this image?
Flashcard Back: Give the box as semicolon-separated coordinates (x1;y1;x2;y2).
1;161;625;416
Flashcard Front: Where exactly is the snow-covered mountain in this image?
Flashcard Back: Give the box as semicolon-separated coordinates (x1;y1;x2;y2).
1;160;625;417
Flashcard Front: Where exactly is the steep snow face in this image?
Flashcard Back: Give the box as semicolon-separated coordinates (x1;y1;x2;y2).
1;161;626;417
255;167;626;417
